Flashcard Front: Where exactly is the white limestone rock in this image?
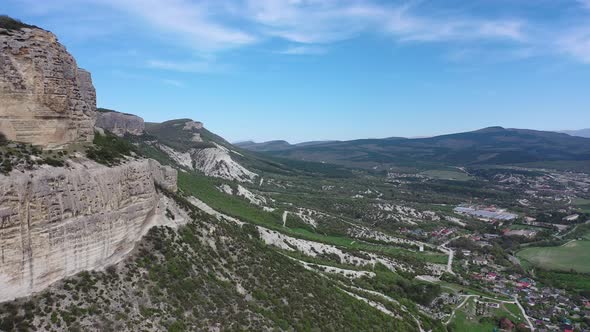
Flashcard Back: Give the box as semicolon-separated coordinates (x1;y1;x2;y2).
0;158;177;302
0;25;96;147
95;110;145;136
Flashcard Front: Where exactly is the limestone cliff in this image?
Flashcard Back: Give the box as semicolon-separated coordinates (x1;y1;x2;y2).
95;109;145;137
0;159;178;302
0;23;96;148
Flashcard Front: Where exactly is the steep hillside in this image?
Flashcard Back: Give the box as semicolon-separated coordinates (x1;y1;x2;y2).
142;119;259;182
251;127;590;169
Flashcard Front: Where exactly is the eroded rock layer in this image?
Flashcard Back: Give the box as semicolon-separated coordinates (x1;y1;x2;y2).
95;110;145;137
0;159;177;302
0;26;96;147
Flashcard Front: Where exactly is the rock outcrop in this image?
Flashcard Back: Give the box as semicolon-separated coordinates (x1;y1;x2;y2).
95;109;145;137
158;142;258;182
0;24;96;148
183;121;203;131
0;159;177;302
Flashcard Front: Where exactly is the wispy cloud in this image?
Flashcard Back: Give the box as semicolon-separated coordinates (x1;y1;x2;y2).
9;0;590;65
162;79;185;87
146;59;223;73
558;29;590;63
447;47;536;63
579;0;590;10
245;1;527;44
278;45;327;55
388;16;526;43
98;0;257;51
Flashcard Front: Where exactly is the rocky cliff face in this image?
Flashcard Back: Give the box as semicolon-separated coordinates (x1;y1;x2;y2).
95;109;145;136
0;159;177;302
0;25;96;148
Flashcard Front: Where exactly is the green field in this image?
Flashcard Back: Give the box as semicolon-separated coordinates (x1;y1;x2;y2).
450;310;496;332
517;239;590;273
420;169;472;181
448;297;526;332
574;198;590;213
508;224;546;231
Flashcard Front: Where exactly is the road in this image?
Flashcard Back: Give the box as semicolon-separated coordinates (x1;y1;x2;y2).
438;235;463;274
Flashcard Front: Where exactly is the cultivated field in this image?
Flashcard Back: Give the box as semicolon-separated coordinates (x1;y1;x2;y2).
517;238;590;273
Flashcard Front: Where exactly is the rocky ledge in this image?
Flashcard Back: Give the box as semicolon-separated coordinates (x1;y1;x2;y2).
0;158;177;302
95;109;145;137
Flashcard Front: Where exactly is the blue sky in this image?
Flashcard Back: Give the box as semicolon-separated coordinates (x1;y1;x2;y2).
4;0;590;143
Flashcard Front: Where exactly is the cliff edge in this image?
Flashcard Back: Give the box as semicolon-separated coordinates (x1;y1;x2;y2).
0;159;178;302
0;17;96;148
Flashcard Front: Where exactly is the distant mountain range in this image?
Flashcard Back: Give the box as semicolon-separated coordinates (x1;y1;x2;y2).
238;127;590;168
560;128;590;138
235;140;338;152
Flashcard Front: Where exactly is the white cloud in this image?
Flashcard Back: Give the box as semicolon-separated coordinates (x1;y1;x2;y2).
278;45;327;55
392;19;526;43
579;0;590;10
97;0;257;51
162;79;185;87
558;29;590;63
146;59;224;73
10;0;590;65
245;0;526;44
446;47;536;63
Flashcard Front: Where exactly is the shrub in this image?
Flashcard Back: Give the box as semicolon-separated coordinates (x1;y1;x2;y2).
86;131;138;165
0;132;7;146
0;16;36;31
43;157;64;167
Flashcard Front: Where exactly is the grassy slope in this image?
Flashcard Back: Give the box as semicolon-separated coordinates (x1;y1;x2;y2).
177;171;447;264
1;217;422;331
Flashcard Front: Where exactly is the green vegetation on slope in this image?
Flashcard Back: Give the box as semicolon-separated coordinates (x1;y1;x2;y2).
178;171;447;265
0;15;37;31
86;131;137;166
0;215;439;331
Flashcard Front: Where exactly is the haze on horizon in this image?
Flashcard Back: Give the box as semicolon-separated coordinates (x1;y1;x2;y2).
4;0;590;143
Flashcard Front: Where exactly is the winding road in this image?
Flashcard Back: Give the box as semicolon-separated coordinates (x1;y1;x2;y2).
438;235;463;274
